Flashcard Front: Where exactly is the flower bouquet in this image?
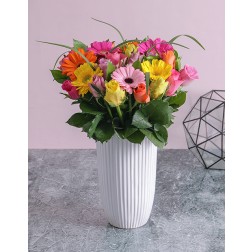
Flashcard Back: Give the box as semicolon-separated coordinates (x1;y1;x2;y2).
40;18;204;228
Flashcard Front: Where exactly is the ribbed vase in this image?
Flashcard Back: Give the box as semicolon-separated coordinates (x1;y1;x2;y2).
96;136;157;229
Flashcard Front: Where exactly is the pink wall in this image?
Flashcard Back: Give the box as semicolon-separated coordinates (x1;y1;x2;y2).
28;0;224;149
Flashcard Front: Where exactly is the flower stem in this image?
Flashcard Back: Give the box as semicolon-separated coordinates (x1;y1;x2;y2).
128;95;132;117
116;106;124;126
105;102;113;120
131;101;139;110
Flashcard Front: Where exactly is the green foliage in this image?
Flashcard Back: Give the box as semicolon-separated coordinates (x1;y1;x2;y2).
110;39;141;52
173;51;182;71
91;17;125;41
67;113;93;128
126;130;145;144
82;114;95;133
141;100;173;125
88;114;104;137
174;50;179;59
139;129;165;148
171;43;189;49
145;55;159;60
145;72;150;93
175;57;181;71
167;91;187;109
168;34;205;50
73;39;88;51
106;62;116;81
50;70;68;83
154;124;168;143
60;92;70;99
132;110;152;129
132;60;142;70
53;51;68;69
94;122;114;142
80;101;105;115
116;126;138;139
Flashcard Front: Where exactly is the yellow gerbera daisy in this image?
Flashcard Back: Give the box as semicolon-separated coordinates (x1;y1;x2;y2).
72;63;103;96
141;59;172;80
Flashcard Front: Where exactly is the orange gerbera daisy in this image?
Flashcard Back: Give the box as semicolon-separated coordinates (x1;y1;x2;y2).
60;49;97;81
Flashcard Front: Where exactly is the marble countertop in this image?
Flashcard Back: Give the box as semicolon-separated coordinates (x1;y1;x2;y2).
28;149;224;252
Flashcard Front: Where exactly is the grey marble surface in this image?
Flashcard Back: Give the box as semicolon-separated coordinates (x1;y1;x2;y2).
28;149;224;252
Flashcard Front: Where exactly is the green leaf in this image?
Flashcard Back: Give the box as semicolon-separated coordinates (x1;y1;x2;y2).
132;60;142;70
91;17;125;41
124;127;138;137
115;126;138;139
126;130;145;144
175;57;181;71
94;122;114;142
80;101;104;115
53;51;68;69
141;100;173;125
168;34;205;50
145;72;150;93
106;62;116;81
71;100;81;105
82;120;93;132
66;113;94;128
73;39;88;51
60;92;70;99
88;114;103;137
50;70;68;83
139;129;165;148
168;91;187;108
164;120;174;128
115;129;125;139
145;55;160;60
174;50;179;59
37;40;72;50
132;110;152;129
110;39;141;52
154;124;168;143
82;92;93;102
171;42;189;49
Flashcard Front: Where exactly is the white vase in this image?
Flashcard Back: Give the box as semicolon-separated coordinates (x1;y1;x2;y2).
96;135;157;229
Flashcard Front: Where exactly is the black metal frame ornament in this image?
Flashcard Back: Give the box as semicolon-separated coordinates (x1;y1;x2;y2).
183;90;225;170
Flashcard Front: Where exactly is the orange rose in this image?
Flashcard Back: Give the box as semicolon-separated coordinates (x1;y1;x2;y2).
133;83;150;103
162;51;175;67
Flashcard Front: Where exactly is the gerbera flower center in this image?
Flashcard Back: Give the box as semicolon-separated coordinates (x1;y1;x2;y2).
83;75;92;83
124;78;134;84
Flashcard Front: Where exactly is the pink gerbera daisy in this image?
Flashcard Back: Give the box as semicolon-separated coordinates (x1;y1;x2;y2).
111;65;145;94
154;38;173;54
138;38;173;55
88;41;114;55
138;39;156;55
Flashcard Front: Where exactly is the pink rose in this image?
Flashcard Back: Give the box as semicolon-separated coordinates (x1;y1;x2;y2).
98;58;110;78
62;80;79;99
180;65;199;85
88;76;105;98
166;70;184;96
105;52;126;65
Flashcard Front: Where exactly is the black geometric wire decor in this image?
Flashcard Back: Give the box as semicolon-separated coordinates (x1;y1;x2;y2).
183;90;225;169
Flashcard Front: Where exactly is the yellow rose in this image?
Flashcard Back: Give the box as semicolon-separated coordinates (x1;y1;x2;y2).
104;80;126;107
149;77;168;99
